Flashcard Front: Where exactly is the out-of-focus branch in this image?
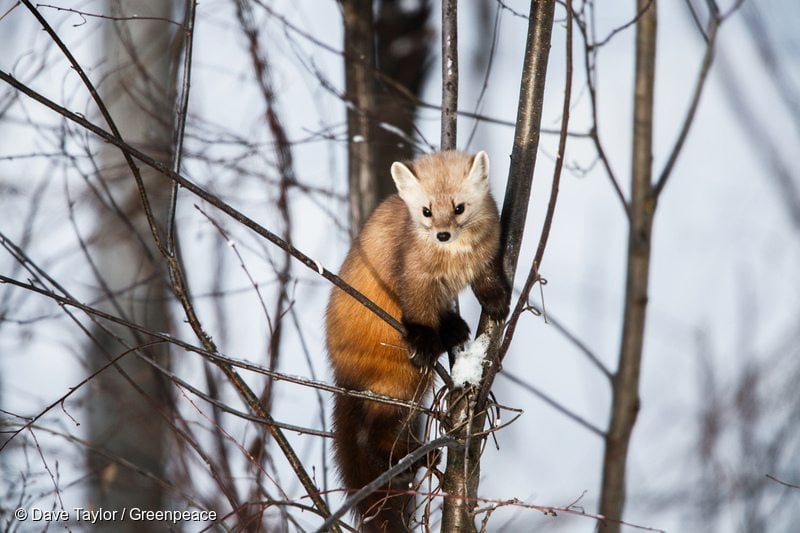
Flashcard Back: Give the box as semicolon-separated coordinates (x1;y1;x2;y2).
598;1;657;530
572;6;630;218
654;10;720;197
233;0;296;431
766;474;800;491
713;6;800;230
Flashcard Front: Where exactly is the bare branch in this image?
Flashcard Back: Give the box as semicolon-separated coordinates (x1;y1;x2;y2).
598;1;657;529
654;10;720;197
766;474;800;491
500;370;604;438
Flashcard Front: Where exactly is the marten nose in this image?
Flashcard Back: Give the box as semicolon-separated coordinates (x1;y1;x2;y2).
436;232;451;242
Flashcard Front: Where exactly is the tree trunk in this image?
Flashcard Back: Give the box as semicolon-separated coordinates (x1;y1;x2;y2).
372;0;431;196
342;0;378;234
342;0;432;235
85;1;180;529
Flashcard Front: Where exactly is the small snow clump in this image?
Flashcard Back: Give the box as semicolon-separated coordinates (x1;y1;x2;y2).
450;333;490;387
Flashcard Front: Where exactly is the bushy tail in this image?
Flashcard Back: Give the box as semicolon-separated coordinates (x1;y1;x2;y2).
333;395;417;533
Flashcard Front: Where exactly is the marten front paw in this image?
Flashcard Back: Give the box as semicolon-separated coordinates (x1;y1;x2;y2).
403;321;443;367
439;311;470;351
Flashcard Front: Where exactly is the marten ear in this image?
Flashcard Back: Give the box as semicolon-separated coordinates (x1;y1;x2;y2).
391;161;422;201
465;151;490;195
461;150;489;200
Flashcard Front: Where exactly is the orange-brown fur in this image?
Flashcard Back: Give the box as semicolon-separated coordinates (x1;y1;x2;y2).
326;151;509;532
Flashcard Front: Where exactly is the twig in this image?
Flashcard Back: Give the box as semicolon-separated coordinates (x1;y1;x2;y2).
766;474;800;490
484;0;574;402
653;11;720;197
0;341;162;452
0;274;435;416
35;3;182;26
167;0;197;252
572;6;631;218
500;370;604;438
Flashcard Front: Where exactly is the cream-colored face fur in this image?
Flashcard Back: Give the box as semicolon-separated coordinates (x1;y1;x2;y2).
391;150;490;250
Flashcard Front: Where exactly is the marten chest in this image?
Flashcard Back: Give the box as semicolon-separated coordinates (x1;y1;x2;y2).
419;248;486;298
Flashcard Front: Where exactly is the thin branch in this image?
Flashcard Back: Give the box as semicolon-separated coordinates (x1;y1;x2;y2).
653;11;720;197
766;474;800;491
572;7;631;217
0;342;162;451
167;0;197;252
0;274;435;417
35;3;182;26
591;0;655;49
535;305;613;380
683;0;708;41
494;0;574;384
500;370;604;437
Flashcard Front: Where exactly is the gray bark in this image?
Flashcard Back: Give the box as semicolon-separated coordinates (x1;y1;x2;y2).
86;1;180;528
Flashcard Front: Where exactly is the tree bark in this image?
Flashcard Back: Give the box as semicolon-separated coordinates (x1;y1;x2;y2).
598;1;657;530
342;0;378;235
86;1;180;530
372;0;432;199
440;0;458;150
342;0;431;231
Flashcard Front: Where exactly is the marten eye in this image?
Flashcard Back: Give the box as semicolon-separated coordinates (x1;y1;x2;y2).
422;206;432;217
454;203;465;215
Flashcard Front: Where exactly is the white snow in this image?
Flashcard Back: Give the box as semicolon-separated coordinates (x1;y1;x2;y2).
450;333;490;387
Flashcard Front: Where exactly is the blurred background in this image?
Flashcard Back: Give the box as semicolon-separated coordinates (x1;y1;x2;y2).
1;0;798;531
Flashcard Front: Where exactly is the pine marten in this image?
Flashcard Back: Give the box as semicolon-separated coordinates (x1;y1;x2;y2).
326;150;510;532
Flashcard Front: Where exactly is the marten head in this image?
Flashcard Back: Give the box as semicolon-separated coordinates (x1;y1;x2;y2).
390;150;492;249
